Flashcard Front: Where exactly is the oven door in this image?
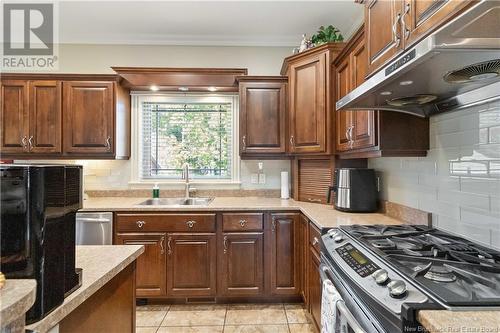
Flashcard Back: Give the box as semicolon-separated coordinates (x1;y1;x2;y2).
319;259;386;333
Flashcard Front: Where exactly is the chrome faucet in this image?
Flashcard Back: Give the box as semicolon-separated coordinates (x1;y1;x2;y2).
183;163;191;199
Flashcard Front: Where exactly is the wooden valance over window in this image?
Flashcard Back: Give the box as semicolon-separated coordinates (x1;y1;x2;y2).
112;67;248;92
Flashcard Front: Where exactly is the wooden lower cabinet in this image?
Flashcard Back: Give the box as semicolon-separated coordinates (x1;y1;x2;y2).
219;232;264;296
115;232;167;297
166;233;217;297
308;246;322;330
269;213;300;296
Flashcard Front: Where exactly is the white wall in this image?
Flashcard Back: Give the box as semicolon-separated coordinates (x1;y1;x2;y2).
50;44;292;190
370;100;500;249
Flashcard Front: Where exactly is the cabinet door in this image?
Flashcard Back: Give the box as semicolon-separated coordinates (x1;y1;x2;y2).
29;81;62;154
350;39;377;150
366;0;404;75
308;246;321;330
269;213;300;295
299;215;309;306
63;81;114;155
289;53;327;154
405;0;472;47
115;232;167;297
1;80;29;154
335;57;353;152
220;232;264;296
167;233;216;297
240;81;286;155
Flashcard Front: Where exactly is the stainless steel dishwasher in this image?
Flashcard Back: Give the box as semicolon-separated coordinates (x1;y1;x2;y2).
76;212;113;245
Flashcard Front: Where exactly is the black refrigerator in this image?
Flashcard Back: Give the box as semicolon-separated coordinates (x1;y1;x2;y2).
0;164;82;323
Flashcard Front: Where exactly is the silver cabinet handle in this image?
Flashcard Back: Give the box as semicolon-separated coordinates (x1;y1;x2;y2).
239;219;247;227
105;136;111;151
272;217;277;232
186;220;196;228
392;13;402;48
402;2;411;40
312;237;319;246
21;136;28;150
136;220;146;228
167;236;172;255
223;235;228;254
307;198;322;203
28;136;34;151
160;236;165;255
289;135;294;146
348;126;354;149
242;135;246;151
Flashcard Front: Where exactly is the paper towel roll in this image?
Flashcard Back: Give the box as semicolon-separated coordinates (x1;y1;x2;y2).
281;171;290;199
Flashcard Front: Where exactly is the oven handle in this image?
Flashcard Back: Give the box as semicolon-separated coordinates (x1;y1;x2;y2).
319;264;368;333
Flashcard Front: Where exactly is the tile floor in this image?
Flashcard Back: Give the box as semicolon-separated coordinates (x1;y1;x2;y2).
136;303;316;333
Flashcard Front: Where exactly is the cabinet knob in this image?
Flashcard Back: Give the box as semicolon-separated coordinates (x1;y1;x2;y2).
136;220;146;228
186;220;196;228
239;219;247;227
312;237;319;246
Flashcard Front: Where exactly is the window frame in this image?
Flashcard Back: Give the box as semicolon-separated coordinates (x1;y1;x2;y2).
130;92;241;187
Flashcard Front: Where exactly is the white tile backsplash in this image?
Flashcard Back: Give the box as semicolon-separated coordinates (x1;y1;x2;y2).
370;100;500;249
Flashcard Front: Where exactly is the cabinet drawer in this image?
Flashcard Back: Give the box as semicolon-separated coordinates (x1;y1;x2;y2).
309;222;321;253
115;213;216;232
222;213;263;231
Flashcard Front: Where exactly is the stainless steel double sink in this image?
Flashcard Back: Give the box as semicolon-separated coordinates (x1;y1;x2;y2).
137;197;214;206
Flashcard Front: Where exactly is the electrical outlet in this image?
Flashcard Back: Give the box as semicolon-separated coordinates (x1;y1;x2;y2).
258;173;266;184
251;173;259;184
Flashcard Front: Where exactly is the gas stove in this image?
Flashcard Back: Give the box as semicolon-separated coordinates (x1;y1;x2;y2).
320;224;500;332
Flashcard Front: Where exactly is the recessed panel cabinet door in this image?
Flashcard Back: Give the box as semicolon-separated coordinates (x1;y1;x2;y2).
115;232;167;297
63;81;114;155
366;0;404;75
269;213;300;295
289;54;326;154
167;233;217;297
240;81;286;155
220;232;264;296
0;80;29;154
29;81;62;154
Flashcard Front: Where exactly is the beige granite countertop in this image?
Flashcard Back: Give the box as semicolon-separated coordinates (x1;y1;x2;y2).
0;279;36;328
81;196;404;228
418;310;500;332
26;245;144;333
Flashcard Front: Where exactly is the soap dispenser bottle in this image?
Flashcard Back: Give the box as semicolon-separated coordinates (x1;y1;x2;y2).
152;183;160;199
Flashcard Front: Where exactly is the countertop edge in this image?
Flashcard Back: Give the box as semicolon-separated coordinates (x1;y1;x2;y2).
0;279;37;328
25;245;144;333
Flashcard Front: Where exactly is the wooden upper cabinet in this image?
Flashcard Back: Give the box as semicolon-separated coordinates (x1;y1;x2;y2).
365;0;404;75
288;53;326;154
1;80;29;154
404;0;473;46
115;232;167;297
238;77;287;156
335;56;353;152
29;81;62;154
269;213;300;296
63;81;115;155
166;233;217;297
219;232;264;296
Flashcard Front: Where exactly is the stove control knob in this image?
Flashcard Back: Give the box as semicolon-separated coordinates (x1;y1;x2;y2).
334;235;344;243
327;229;338;238
387;280;407;298
371;269;389;285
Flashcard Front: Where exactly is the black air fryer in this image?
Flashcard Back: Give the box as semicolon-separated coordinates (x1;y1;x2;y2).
0;164;83;323
327;168;378;212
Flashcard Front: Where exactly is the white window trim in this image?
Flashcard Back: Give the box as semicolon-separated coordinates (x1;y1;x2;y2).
129;92;241;188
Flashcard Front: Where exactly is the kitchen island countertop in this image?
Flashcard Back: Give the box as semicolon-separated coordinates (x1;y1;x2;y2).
25;245;144;333
0;279;36;331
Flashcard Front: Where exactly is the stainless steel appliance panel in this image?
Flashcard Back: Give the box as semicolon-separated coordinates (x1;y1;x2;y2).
76;212;113;245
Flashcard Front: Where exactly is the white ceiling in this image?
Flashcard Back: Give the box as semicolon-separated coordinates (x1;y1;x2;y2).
59;1;364;46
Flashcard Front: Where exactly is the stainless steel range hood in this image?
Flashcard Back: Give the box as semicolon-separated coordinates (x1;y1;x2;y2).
336;1;500;118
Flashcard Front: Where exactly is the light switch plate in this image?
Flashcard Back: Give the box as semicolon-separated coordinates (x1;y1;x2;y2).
251;173;259;184
258;173;266;184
